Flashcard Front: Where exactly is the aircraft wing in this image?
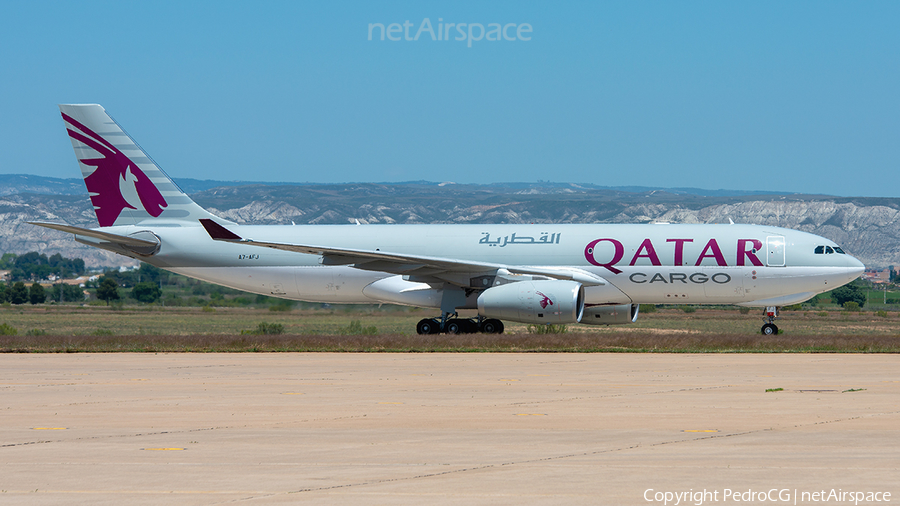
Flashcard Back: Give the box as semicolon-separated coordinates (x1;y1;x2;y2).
199;219;606;286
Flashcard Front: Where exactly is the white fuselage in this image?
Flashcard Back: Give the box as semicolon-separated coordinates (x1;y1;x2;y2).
78;222;864;309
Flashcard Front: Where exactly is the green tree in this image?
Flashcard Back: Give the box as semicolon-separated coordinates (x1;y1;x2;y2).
100;268;138;288
0;282;7;303
47;253;85;278
12;252;50;281
138;262;165;284
830;283;866;308
0;253;17;270
96;277;120;305
9;281;29;305
6;252;86;281
131;282;161;303
50;283;84;302
29;283;46;304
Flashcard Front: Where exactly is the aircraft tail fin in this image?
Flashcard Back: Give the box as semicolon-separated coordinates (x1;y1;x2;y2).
59;104;217;227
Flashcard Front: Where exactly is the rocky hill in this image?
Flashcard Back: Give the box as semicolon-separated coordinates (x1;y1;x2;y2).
3;178;898;268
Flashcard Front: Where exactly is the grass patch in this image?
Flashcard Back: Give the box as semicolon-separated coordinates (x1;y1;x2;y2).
339;320;377;335
1;306;899;352
527;324;568;334
765;388;784;392
242;322;285;335
3;332;900;353
843;301;861;312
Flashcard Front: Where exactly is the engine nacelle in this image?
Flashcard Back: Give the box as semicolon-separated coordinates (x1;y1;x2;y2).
580;304;639;325
477;280;584;324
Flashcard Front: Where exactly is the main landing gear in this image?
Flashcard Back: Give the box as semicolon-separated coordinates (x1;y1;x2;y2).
416;313;504;335
761;306;779;335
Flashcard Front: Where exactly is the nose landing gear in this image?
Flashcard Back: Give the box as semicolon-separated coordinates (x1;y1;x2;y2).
761;306;779;335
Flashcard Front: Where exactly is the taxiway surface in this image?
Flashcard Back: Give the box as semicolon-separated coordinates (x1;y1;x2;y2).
1;353;898;505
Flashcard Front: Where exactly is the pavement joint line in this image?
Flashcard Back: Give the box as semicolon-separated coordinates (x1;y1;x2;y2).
23;397;194;410
226;433;760;503
0;490;265;495
505;384;736;406
0;427;223;449
23;396;846;453
223;408;900;503
0;414;372;449
794;409;900;428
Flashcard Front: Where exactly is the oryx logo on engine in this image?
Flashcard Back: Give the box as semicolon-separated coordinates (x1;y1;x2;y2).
535;290;553;309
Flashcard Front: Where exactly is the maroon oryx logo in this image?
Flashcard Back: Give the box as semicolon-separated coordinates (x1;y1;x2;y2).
62;112;167;227
536;290;553;309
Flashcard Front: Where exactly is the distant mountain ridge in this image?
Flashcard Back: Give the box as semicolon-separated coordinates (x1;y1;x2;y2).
0;174;798;198
1;174;898;269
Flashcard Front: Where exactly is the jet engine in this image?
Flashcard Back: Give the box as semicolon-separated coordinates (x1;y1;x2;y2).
477;280;584;324
580;304;639;325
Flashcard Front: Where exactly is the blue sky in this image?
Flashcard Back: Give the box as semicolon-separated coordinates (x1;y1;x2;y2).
2;1;898;196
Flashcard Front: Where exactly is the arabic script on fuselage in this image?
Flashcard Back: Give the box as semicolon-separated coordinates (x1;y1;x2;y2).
479;232;561;247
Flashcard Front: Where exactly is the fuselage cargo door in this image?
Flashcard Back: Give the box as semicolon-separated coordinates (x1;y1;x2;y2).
766;236;785;267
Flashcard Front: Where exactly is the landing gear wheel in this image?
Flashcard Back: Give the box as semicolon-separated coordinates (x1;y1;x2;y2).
445;319;464;334
416;318;440;335
479;318;504;334
761;323;778;335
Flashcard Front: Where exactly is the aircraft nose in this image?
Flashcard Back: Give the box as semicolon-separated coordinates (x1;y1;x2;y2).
847;255;865;281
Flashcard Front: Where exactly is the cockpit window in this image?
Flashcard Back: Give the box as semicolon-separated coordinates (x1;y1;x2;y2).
815;245;847;254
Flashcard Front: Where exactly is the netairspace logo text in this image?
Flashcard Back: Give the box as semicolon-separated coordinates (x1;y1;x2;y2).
644;488;891;506
368;18;532;48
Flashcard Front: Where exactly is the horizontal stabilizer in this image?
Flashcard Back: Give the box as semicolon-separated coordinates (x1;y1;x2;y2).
28;221;158;248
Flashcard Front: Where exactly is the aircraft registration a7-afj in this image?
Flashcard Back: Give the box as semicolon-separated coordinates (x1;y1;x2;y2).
32;104;865;335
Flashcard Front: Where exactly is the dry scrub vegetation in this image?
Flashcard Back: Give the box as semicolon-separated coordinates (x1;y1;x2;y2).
0;305;898;352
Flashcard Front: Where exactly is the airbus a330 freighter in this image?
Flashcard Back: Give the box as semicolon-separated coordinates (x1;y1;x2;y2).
32;105;865;335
